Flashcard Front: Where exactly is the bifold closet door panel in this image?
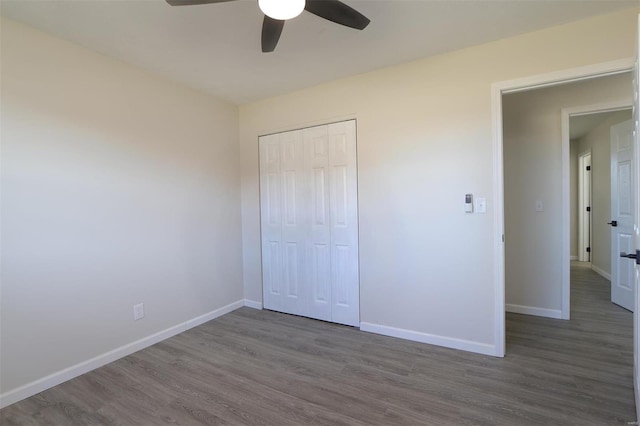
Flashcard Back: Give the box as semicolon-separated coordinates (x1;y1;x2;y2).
328;121;360;327
279;130;307;317
260;130;308;317
259;133;283;312
304;125;332;322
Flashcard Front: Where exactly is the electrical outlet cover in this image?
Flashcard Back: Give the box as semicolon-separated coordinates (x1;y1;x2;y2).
133;303;144;321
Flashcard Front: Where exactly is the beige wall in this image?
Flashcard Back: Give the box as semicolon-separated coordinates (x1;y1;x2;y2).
577;110;632;276
503;75;632;314
239;8;639;352
2;6;638;400
1;18;243;394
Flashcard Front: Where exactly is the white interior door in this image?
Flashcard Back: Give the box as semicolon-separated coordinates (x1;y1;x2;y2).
260;133;284;313
327;121;360;327
304;125;332;322
610;119;635;312
632;13;640;419
259;120;359;326
279;130;307;317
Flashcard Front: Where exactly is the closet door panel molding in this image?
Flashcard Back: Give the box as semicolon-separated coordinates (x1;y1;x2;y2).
304;125;332;321
260;134;283;312
279;130;307;317
328;121;360;327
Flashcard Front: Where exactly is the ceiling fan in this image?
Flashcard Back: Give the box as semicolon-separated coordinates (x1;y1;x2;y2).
166;0;371;53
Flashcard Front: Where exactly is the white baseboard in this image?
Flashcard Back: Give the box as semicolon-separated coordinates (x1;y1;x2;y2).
591;264;611;281
570;255;578;261
506;303;562;319
244;299;263;310
0;299;244;409
636;374;640;425
359;322;497;357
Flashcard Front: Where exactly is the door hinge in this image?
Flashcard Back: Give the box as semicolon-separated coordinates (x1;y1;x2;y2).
586;165;591;171
502;234;505;243
586;206;591;212
586;247;591;253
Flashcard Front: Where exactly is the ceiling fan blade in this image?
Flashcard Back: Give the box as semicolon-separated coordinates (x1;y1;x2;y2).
262;16;285;53
166;0;237;6
304;0;370;30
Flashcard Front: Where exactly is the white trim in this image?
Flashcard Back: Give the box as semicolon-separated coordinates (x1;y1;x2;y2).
359;322;496;357
495;59;633;95
492;58;634;352
560;108;572;320
578;150;592;263
637;373;640;426
506;304;563;319
244;299;263;310
0;299;244;409
565;103;632;116
570;255;579;261
492;76;506;358
634;16;640;422
591;264;612;281
256;113;357;139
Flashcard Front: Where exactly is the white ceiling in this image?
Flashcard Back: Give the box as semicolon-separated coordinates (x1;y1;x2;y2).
1;0;637;104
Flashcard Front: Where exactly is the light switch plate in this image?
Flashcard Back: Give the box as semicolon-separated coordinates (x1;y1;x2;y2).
535;200;544;212
475;198;487;214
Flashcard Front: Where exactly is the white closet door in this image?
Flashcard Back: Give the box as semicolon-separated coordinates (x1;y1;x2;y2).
304;125;332;321
279;130;307;316
259;133;283;312
328;121;360;326
259;120;359;327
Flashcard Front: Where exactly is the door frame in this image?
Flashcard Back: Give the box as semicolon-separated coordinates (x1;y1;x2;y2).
563;103;633;315
578;150;592;263
491;58;634;356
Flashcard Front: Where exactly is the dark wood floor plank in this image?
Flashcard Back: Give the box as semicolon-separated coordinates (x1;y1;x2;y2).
1;262;635;425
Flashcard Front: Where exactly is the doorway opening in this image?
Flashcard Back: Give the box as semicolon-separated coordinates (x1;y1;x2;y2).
569;109;633;283
491;59;634;356
501;74;632;325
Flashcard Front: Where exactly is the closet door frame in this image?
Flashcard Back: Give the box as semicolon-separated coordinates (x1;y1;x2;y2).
258;119;360;327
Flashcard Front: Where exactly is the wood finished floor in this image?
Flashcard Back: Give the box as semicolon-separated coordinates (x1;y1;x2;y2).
1;263;635;425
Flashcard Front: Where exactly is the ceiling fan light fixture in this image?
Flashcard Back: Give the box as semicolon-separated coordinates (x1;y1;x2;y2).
258;0;305;21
